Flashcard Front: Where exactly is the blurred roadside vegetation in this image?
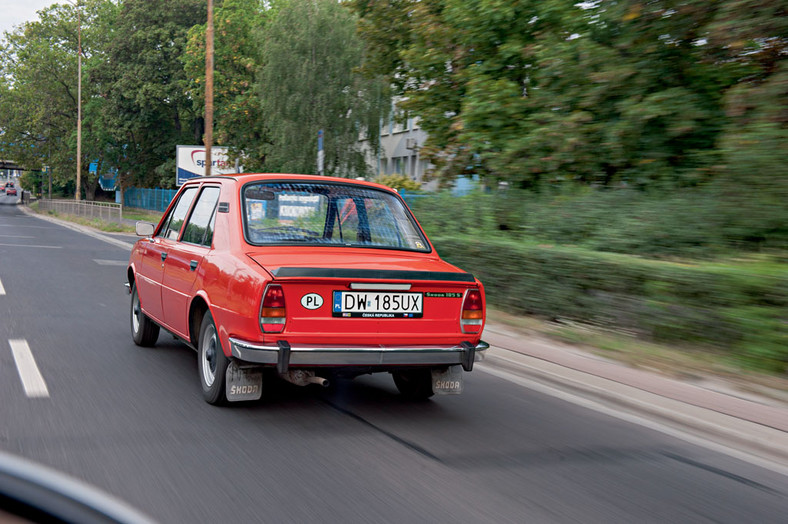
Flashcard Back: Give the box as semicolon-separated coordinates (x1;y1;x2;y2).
410;191;787;374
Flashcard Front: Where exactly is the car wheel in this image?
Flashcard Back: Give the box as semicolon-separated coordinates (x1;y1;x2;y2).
392;368;434;400
198;310;229;405
130;283;159;347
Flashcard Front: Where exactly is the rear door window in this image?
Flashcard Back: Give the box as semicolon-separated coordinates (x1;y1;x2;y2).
181;186;221;246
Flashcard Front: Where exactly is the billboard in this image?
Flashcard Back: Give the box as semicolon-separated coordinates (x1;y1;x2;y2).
176;145;240;186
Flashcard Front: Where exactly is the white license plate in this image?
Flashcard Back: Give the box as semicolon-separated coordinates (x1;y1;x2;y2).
333;291;423;318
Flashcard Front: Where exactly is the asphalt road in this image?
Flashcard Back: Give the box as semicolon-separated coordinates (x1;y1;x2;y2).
1;201;786;523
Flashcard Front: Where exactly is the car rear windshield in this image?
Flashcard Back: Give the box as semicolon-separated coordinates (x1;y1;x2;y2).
242;181;430;252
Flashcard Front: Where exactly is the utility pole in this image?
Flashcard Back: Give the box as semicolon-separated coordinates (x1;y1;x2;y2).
67;0;82;200
204;0;214;177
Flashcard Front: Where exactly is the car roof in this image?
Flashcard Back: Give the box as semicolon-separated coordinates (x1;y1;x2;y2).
185;173;394;193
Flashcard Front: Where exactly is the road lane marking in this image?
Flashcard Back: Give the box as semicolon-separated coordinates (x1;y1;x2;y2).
0;243;62;249
9;339;50;398
94;259;128;266
0;277;5;295
0;235;35;238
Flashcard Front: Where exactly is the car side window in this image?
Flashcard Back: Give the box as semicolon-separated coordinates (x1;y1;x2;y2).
181;187;220;246
160;187;198;240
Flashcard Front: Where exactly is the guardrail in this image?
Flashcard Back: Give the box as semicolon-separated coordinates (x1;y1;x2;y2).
37;199;123;223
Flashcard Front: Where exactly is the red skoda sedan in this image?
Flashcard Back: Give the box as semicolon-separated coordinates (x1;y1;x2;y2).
127;174;487;404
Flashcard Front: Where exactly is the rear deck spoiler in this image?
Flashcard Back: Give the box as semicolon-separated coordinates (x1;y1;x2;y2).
272;267;476;282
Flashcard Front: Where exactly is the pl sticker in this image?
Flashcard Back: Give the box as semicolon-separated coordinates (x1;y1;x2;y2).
415;241;425;249
300;293;324;310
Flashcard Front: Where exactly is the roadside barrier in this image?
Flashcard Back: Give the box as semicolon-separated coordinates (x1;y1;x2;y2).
37;199;122;223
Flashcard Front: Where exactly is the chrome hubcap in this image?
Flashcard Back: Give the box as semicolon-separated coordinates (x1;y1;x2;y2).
201;324;218;387
132;293;140;333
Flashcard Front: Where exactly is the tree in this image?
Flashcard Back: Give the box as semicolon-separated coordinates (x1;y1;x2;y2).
0;0;114;199
255;0;389;175
350;1;786;190
183;0;269;168
91;0;206;188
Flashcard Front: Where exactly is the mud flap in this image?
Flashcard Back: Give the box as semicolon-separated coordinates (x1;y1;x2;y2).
226;361;263;402
431;365;463;395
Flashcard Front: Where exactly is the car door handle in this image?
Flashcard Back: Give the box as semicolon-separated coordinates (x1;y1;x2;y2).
190;260;198;271
161;252;167;262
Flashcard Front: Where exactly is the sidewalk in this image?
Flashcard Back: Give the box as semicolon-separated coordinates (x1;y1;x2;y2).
480;319;788;472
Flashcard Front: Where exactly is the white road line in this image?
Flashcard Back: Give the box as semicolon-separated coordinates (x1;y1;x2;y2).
0;235;35;238
0;277;5;295
8;339;50;398
94;259;128;266
0;243;62;249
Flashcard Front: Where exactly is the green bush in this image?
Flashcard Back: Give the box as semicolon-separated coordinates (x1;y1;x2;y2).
432;236;788;372
410;186;788;259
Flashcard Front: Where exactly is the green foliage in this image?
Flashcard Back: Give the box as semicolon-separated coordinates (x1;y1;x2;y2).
373;173;422;191
349;0;787;192
0;0;115;198
183;0;268;166
432;236;788;372
90;0;207;188
255;0;389;175
410;187;788;258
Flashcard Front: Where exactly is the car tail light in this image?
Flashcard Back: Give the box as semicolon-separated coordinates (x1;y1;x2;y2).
460;289;483;334
260;284;286;333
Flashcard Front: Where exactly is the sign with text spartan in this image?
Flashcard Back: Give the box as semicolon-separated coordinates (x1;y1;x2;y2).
176;145;241;186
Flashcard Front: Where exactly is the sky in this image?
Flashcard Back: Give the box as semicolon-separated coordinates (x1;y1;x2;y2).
0;0;59;37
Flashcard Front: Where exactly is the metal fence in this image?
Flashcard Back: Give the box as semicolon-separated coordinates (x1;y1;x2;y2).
38;199;123;223
123;187;178;213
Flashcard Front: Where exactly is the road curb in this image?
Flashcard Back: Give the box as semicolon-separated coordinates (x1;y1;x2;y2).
480;345;788;472
19;205;135;250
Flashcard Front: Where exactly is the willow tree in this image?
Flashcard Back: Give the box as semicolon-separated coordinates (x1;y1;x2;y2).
255;0;389;176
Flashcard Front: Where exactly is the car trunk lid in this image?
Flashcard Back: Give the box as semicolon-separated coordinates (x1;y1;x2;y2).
247;248;483;345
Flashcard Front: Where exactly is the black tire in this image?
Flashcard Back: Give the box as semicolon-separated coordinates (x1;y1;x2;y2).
392;368;434;400
130;283;159;347
198;310;229;405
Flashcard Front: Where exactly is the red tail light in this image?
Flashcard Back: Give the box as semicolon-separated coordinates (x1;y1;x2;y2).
461;289;484;334
260;284;286;333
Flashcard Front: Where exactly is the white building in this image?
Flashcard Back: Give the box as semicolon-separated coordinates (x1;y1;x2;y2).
361;105;432;185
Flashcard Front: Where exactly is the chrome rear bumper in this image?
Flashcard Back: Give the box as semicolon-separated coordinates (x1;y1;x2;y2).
229;338;489;373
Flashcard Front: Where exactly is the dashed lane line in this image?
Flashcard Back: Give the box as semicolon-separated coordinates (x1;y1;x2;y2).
93;259;128;266
0;276;5;295
8;339;50;398
0;243;62;249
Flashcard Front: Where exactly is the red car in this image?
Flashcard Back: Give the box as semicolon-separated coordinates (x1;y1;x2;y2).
127;174;487;404
6;187;17;197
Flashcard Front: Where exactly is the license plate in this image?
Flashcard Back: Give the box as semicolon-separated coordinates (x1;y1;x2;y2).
333;291;423;318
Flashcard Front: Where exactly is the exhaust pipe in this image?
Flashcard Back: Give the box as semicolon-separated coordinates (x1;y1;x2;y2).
305;375;330;387
280;370;330;388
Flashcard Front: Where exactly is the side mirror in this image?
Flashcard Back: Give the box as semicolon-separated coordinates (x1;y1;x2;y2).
135;221;155;237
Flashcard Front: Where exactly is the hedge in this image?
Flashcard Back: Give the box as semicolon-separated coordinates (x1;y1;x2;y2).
432;236;788;372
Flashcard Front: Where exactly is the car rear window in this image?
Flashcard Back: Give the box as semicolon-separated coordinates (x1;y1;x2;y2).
242;182;430;252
